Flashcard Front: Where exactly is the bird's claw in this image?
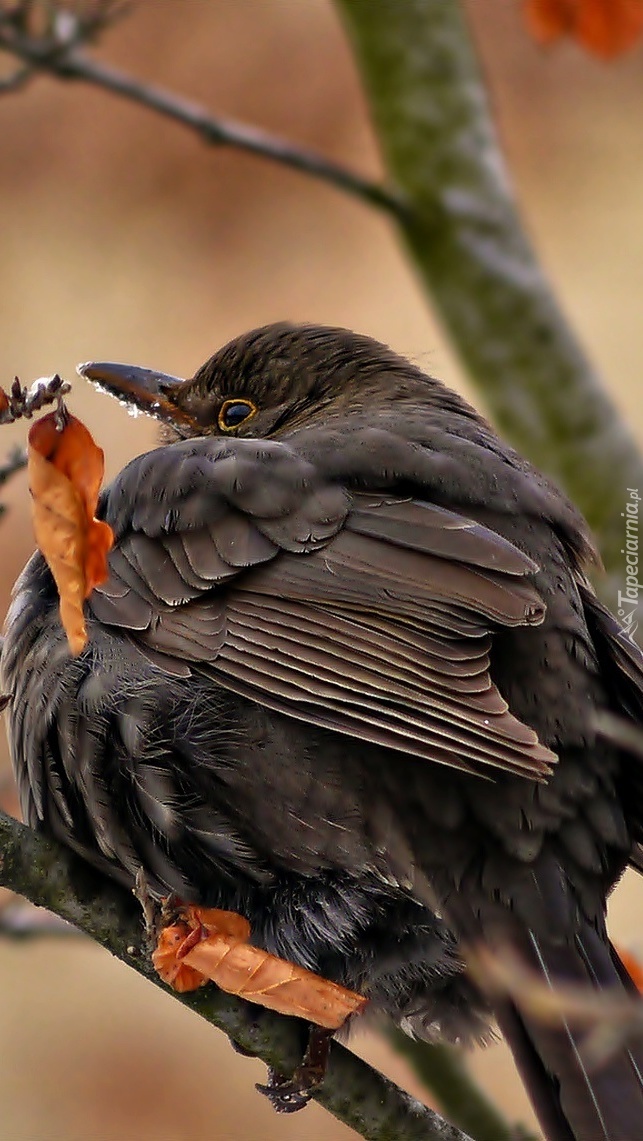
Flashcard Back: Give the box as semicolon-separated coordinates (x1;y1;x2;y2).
256;1071;314;1113
133;868;166;949
255;1024;332;1113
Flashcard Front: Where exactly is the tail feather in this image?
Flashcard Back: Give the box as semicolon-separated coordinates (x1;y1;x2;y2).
495;927;643;1141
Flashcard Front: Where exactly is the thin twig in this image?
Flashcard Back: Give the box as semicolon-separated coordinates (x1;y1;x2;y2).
0;372;70;423
0;63;33;90
0;4;405;218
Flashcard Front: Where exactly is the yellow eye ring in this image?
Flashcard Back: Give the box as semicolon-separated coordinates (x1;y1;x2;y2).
217;398;258;432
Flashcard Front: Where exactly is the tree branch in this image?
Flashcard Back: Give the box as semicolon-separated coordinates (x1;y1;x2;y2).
0;3;404;218
0;808;473;1141
386;1030;538;1141
0;446;27;517
335;0;643;580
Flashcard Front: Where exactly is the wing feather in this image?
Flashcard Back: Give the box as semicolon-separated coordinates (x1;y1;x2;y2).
89;436;555;781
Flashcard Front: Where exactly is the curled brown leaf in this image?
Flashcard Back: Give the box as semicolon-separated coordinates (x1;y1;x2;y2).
28;411;113;654
153;906;368;1029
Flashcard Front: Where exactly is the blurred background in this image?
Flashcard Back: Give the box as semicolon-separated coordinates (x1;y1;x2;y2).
1;2;643;1138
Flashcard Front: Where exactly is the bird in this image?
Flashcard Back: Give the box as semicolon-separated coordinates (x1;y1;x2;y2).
3;321;643;1141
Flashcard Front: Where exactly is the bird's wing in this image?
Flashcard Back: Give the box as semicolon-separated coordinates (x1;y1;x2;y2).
90;436;555;780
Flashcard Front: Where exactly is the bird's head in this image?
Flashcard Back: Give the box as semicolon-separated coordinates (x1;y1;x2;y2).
78;322;476;440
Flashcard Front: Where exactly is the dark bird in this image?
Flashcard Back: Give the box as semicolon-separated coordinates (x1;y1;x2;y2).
3;323;643;1141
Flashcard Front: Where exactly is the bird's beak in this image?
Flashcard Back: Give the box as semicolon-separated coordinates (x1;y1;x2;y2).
76;361;199;432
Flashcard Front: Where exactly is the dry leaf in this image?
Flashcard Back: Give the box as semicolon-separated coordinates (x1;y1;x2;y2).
618;946;643;994
524;0;643;57
152;906;368;1029
152;923;211;993
28;412;113;654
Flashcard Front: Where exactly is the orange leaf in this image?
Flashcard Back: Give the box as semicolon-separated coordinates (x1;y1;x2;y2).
524;0;643;58
152;923;211;993
618;946;643;993
152;906;368;1029
28;412;113;654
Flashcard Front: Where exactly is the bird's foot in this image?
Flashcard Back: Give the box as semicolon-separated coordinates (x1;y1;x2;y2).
132;869;175;951
256;1025;333;1113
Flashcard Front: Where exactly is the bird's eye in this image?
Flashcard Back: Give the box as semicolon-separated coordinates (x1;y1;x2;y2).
217;398;258;431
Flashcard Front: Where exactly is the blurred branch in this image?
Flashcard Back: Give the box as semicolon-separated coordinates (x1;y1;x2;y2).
0;61;31;89
386;1031;538;1141
0;446;26;484
335;0;643;581
0;446;27;517
596;711;643;759
469;941;643;1067
0;0;404;217
0;807;475;1141
0;894;76;934
0;0;124;89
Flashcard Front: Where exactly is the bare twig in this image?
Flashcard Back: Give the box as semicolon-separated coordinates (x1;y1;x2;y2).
0;373;70;424
0;1;405;218
0;0;124;82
